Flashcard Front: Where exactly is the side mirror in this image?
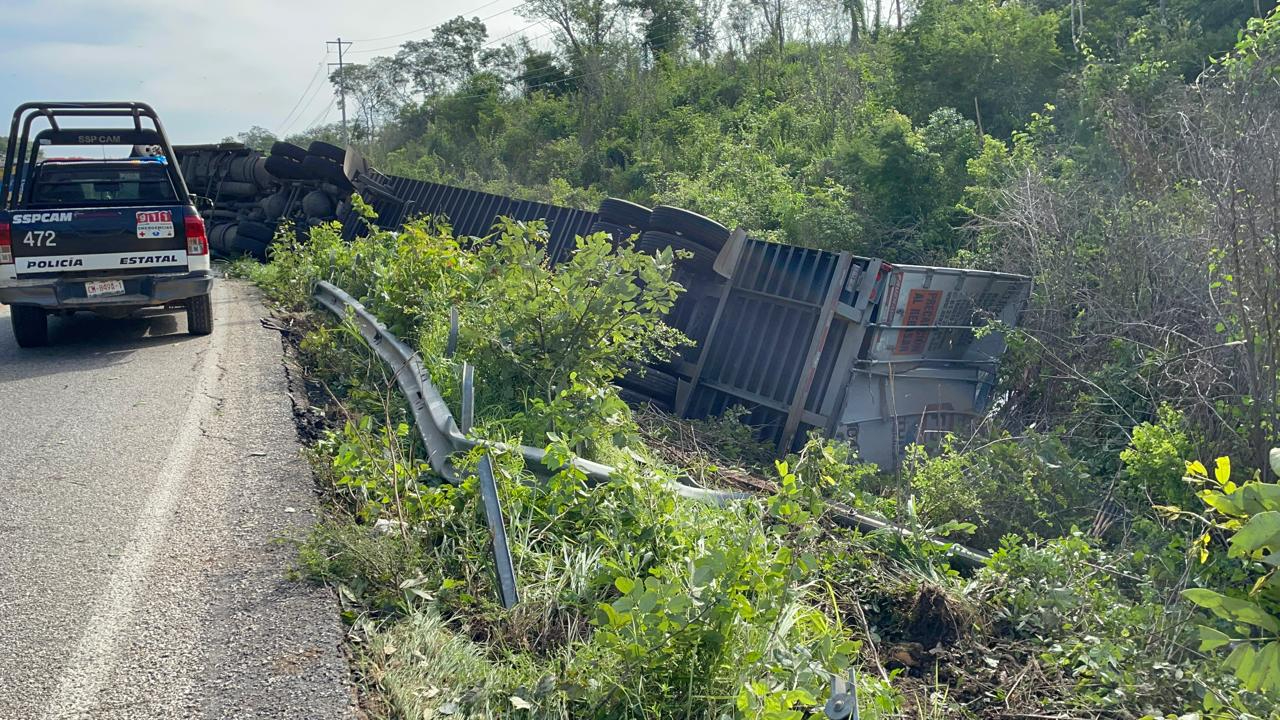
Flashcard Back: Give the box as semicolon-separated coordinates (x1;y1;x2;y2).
191;195;214;212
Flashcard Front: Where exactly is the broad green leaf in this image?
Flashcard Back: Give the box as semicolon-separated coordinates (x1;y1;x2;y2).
1241;482;1280;513
1197;625;1233;651
1183;588;1280;632
1188;460;1208;477
1215;456;1232;486
614;576;635;595
1229;511;1280;556
1200;489;1244;516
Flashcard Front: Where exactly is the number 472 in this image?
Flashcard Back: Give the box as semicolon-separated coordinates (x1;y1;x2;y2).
22;230;56;247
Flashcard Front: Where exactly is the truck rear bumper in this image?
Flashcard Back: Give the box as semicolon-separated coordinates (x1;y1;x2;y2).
0;271;213;309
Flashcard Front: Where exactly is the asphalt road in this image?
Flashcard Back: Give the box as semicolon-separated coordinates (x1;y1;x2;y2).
0;280;357;719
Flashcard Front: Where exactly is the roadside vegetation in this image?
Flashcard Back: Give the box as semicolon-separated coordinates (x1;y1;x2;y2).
237;0;1280;717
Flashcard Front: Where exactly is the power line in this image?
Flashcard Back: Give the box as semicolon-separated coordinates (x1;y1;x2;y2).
345;2;532;57
276;55;329;134
279;71;332;137
483;19;546;48
302;98;338;134
346;0;512;43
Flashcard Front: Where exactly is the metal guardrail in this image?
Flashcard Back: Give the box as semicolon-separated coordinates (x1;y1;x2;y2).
310;279;990;600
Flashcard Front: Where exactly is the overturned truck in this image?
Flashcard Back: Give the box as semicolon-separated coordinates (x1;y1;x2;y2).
179;141;1030;468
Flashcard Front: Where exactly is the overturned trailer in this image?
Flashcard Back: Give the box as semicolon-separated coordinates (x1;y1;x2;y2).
334;171;1031;469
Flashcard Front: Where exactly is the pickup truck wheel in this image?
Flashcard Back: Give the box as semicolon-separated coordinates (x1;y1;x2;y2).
10;305;49;348
186;293;214;336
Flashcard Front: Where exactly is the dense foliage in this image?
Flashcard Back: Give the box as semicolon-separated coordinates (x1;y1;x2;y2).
238;0;1280;716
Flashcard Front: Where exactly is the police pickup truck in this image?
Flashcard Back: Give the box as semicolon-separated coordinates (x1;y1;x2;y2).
0;102;212;347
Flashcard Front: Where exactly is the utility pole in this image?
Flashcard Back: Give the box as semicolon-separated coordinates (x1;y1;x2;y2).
326;37;352;142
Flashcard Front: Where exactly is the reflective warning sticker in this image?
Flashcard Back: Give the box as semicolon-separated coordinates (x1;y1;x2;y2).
894;289;943;355
136;210;175;239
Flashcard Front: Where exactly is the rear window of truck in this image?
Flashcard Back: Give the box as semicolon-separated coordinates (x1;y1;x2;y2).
26;163;177;207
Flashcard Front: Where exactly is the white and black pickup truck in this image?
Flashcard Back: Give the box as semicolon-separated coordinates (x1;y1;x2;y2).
0;102;212;347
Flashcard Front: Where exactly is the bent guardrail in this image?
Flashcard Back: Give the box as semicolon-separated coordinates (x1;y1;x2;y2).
309;279;991;575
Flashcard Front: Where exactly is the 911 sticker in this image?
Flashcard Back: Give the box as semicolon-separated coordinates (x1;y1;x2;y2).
136;210;175;239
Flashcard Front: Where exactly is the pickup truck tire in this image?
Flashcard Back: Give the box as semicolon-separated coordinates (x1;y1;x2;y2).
598;198;651;230
186;293;213;336
639;231;717;275
11;305;49;347
648;206;730;251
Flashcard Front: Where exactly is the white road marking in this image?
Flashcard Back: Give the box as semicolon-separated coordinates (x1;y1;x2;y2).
42;289;224;719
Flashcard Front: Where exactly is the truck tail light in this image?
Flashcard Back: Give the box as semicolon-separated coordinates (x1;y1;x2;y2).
0;222;11;265
185;212;207;256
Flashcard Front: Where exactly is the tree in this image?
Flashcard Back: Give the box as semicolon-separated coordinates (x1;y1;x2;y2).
226;126;277;152
329;57;407;141
624;0;696;58
522;0;624;61
842;0;865;46
893;0;1065;136
753;0;785;52
518;50;575;95
690;0;725;60
395;16;491;97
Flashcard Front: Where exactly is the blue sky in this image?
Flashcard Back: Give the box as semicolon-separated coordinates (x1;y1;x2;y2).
0;0;535;144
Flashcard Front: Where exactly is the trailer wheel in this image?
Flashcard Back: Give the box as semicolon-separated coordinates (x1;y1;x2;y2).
186;293;214;335
639;231;718;275
649;206;730;251
617;365;678;407
10;305;49;348
588;221;639;245
269;141;307;162
598;197;652;230
307;141;346;163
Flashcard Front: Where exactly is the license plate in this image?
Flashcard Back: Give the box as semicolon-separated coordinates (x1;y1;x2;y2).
85;280;126;298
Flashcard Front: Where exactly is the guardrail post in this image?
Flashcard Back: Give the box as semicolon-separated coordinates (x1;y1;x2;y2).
460;362;474;435
477;454;520;609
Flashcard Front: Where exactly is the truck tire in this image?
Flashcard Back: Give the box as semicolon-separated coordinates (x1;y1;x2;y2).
186;293;213;335
10;305;49;347
264;155;310;181
237;220;275;243
617;365;678;408
307;141;346;163
639;231;717;275
649;206;730;251
589;221;639;244
598;197;651;230
230;234;270;260
301;156;353;191
270;141;307;162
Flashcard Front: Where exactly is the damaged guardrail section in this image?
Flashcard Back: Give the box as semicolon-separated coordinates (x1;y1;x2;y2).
311;279;990;609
